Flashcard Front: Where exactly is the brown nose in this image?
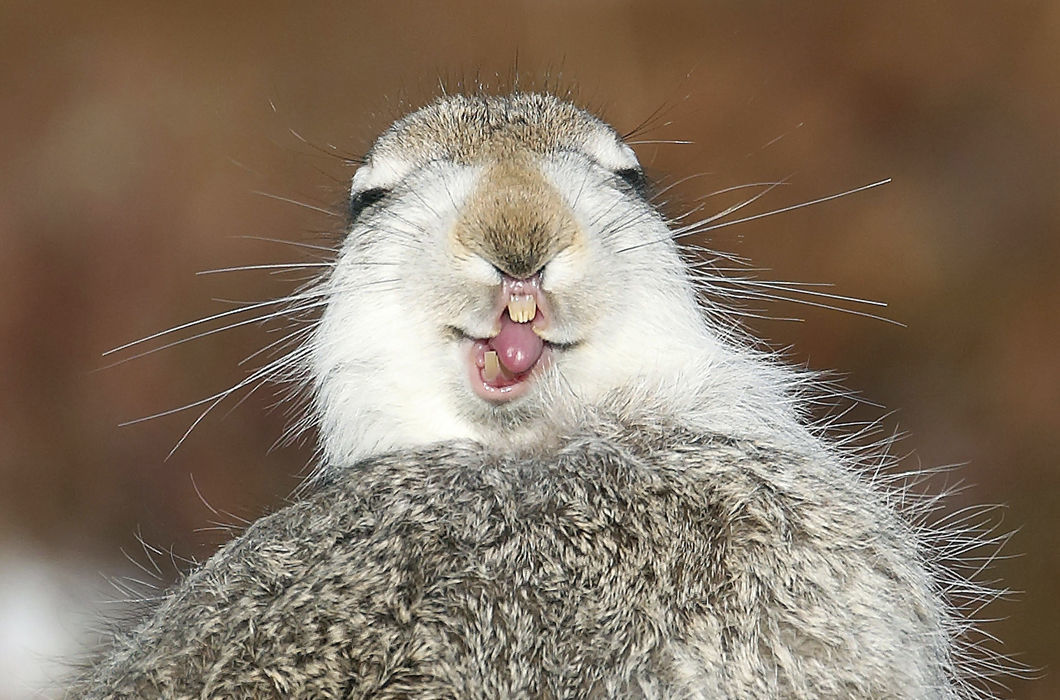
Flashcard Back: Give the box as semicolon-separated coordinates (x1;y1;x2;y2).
502;272;542;312
450;154;582;280
487;225;553;279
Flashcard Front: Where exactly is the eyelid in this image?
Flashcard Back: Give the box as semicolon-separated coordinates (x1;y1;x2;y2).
348;187;390;223
615;167;649;198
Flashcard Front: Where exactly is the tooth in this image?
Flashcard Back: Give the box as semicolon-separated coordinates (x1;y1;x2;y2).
507;295;537;323
483;350;500;382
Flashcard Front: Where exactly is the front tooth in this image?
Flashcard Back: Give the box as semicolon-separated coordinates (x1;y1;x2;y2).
483;350;501;382
507;295;537;323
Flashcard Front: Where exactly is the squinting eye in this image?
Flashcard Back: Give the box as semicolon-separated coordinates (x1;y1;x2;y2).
615;168;648;198
348;187;390;224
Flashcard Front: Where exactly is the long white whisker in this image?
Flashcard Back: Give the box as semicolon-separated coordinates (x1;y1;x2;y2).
725;279;889;307
709;286;905;326
238;324;317;367
104;289;330;356
617;181;788;254
164;395;229;460
693;180;790;202
102;300;330;367
252;191;341;217
218;366;285;422
196;263;334;275
625;139;694;145
676;178;891;240
233;235;340;253
650;172;714;199
619;178;891;255
169;343;315;458
120;344;311;428
670;177;790;236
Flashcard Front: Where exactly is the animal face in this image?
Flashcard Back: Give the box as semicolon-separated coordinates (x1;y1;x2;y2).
309;94;710;465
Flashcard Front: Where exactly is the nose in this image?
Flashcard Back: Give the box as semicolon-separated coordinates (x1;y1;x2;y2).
484;230;552;280
451;155;581;280
502;272;541;298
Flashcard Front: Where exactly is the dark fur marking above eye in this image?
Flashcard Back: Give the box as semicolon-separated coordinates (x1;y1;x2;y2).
348;187;389;224
615;168;649;199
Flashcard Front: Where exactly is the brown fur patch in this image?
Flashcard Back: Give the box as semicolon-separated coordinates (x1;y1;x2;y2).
451;152;583;278
373;93;606;167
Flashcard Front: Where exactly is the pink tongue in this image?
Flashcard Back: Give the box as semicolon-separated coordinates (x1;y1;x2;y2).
489;315;544;374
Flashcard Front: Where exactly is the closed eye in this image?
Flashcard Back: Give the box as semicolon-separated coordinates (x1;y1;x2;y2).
615;168;649;198
348;187;390;224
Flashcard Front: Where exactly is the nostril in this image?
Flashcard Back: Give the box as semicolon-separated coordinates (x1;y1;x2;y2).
501;271;542;293
490;259;546;283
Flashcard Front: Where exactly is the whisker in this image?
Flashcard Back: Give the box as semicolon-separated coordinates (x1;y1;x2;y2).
665;202;709;224
725;279;889;308
676;178;891;240
218;366;285;421
617;180;788;254
625;139;694;145
670;177;790;236
752;123;803;153
197;263;334;275
233;235;340;253
102;300;330;368
705;286;905;326
238;324;317;367
648;172;714;200
104;289;330;356
252;191;341;217
286;126;364;164
119;345;310;428
619;178;891;255
693;181;790;202
153;343;315;460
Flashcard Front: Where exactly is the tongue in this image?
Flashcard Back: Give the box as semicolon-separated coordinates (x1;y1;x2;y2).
489;315;544;374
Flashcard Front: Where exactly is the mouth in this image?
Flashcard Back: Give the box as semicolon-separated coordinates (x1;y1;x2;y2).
465;275;553;403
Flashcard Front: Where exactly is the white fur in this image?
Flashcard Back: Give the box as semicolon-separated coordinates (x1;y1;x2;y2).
579;129;640;172
313;163;484;463
350;155;412;193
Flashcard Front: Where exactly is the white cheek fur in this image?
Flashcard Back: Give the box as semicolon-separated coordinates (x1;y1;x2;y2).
460;252;503;287
310;165;486;465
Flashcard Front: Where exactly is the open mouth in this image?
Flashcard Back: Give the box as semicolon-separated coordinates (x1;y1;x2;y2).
467;276;552;403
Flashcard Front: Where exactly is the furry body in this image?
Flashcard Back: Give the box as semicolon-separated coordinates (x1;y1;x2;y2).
74;420;954;698
74;93;987;698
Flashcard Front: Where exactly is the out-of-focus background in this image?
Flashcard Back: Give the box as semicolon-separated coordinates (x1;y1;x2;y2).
1;1;1056;697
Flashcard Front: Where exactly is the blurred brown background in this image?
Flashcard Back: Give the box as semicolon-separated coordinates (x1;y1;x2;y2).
1;1;1056;697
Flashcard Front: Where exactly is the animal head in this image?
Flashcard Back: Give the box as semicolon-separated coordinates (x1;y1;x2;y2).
309;93;717;465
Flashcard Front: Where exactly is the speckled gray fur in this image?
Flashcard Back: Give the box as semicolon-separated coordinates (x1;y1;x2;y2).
72;420;958;698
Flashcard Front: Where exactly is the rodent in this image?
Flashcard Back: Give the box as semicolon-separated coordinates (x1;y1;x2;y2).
71;92;1003;698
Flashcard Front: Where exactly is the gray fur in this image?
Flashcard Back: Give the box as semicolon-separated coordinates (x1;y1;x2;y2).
73;420;962;698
